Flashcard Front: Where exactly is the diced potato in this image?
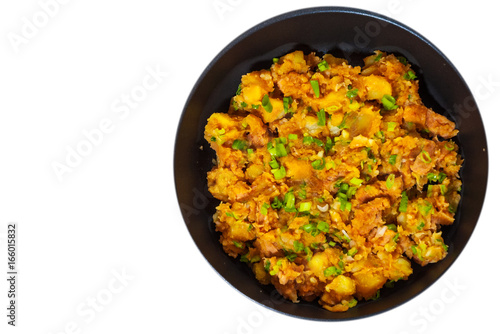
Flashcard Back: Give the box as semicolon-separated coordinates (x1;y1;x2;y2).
228;221;253;240
245;164;264;181
308;252;329;278
281;156;313;181
363;75;392;101
205;113;242;144
273;50;309;75
326;275;356;296
352;271;387;300
253;262;271;285
239;70;274;104
207;168;238;201
388;256;413;281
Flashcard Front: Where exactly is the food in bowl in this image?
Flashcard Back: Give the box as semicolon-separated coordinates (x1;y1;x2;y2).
204;50;462;312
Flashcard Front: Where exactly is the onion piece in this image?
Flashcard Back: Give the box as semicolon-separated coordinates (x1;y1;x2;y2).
317;203;329;212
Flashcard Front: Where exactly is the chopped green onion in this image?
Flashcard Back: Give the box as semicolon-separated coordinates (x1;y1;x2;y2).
326;161;336;170
273;57;279;64
232;100;239;110
337;192;347;201
374;53;383;62
317;60;330;72
420;150;432;163
369;290;381;301
346;88;359;100
310;80;320;98
347;247;358;257
303;136;314;145
438;173;447;183
389;154;398;165
301;223;315;234
386;174;395;189
298;187;307;200
293;240;305;252
404;70;417;80
437;238;448;252
299;201;312;212
427;172;446;183
271;165;286;180
226;212;237;219
350;177;363;186
385;280;396;288
317;108;326;126
233;241;244;249
303;136;323;147
261;203;270;215
427;184;434;197
232;139;247;150
346;186;357;199
313;138;324;146
348;298;358;308
339;199;351;212
387;122;397;132
397;56;408;65
251;104;260;109
236;84;242;95
382;94;398;110
411;245;423;261
325;137;334;154
387;224;397;232
262;94;273;113
276;137;287;144
339;182;349;193
268;140;287;158
275;142;288;157
283;96;292;113
311;158;326;170
285;251;297;262
264;260;271;272
271;196;283;209
338;112;349;129
317;221;330;233
399;191;408;212
444;141;455;151
324;266;342;277
375;130;386;143
284;192;296;212
247;148;254;155
240;253;260;263
269;259;282;275
288;133;298;141
419;201;434;216
269;158;279;169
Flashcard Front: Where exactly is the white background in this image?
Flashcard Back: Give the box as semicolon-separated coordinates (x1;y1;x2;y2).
0;1;498;333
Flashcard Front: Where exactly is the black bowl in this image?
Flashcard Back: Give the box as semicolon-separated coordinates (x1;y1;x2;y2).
174;7;488;320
